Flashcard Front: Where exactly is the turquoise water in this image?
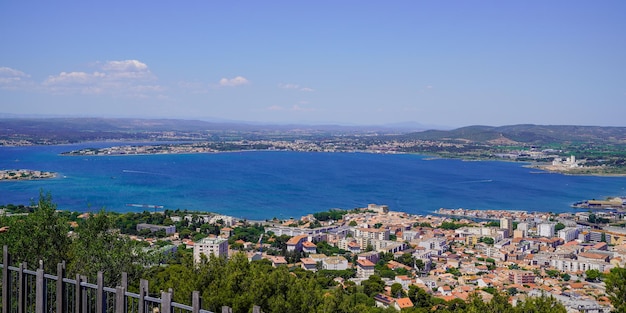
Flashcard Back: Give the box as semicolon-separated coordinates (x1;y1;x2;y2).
1;143;625;219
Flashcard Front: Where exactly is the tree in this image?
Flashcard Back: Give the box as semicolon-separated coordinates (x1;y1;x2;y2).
362;275;385;297
585;269;603;282
408;285;432;308
391;283;406;298
68;210;150;286
0;191;70;272
605;267;626;313
515;292;566;313
554;222;565;232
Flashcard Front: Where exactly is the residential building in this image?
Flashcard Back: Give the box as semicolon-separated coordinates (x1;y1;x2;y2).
356;259;375;278
558;227;579;242
500;218;513;238
355;227;390;241
302;241;317;254
193;237;228;263
300;258;318;272
136;223;176;235
323;256;348;270
286;234;309;252
538;223;555;237
508;270;536;284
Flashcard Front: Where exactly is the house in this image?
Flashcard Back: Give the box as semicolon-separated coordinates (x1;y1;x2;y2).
300;257;318;272
302;241;317;254
374;294;395;309
347;241;362;254
437;285;452;296
394;297;414;310
323;256;348;270
394;275;412;290
270;256;288;267
356;259;375;278
286;234;309;252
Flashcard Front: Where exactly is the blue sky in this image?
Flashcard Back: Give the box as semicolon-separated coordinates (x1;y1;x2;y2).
1;1;625;127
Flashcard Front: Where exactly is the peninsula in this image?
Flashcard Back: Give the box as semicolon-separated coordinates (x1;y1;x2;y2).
2;118;626;175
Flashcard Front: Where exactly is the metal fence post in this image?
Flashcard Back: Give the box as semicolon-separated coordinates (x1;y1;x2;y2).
18;262;26;313
75;274;82;313
2;246;9;313
138;279;148;313
81;276;88;313
56;262;65;313
121;272;128;290
161;291;172;313
35;268;44;313
115;286;126;313
97;272;104;313
191;291;201;313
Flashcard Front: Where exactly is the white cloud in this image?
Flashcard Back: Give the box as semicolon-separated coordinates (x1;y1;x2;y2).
267;105;283;111
0;67;31;89
278;82;314;92
42;60;161;97
278;83;300;89
219;76;249;87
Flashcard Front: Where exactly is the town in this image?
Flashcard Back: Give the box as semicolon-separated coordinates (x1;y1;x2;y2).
115;203;626;313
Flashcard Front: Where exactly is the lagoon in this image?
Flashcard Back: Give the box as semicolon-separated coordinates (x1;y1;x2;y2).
1;143;625;220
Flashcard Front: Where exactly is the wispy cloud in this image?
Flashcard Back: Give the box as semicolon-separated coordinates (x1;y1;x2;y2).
0;67;31;90
278;82;314;92
219;76;249;87
266;104;314;112
42;60;162;97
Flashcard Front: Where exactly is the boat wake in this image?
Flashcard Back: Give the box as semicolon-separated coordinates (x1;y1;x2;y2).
122;169;166;176
453;179;493;184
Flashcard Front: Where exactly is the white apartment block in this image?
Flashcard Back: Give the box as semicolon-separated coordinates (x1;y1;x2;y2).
193;237;228;263
538;223;555;237
558;227;579;242
500;218;513;237
550;258;608;273
418;238;448;255
354;227;390;241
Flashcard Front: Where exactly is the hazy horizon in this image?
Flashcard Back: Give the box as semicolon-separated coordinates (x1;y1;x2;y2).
1;1;625;128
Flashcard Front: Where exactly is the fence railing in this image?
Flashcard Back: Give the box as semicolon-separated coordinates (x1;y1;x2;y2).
1;246;223;313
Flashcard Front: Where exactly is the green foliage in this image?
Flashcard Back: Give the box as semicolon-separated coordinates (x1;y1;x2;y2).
514;292;566;313
545;269;560;278
484;221;500;227
554;222;566;232
479;237;494;245
67;210;151;286
316;240;346;256
349;220;358;226
361;275;385;297
0;191;71;272
229;224;264;243
605;267;626;313
585;269;603;282
313;209;346;222
439;221;469;230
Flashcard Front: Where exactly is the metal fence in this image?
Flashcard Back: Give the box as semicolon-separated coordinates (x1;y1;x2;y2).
1;246;210;313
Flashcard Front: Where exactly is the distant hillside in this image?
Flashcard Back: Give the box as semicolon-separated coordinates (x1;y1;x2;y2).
402;124;626;145
0;117;416;144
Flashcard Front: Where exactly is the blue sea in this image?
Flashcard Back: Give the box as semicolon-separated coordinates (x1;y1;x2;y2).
1;142;625;220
